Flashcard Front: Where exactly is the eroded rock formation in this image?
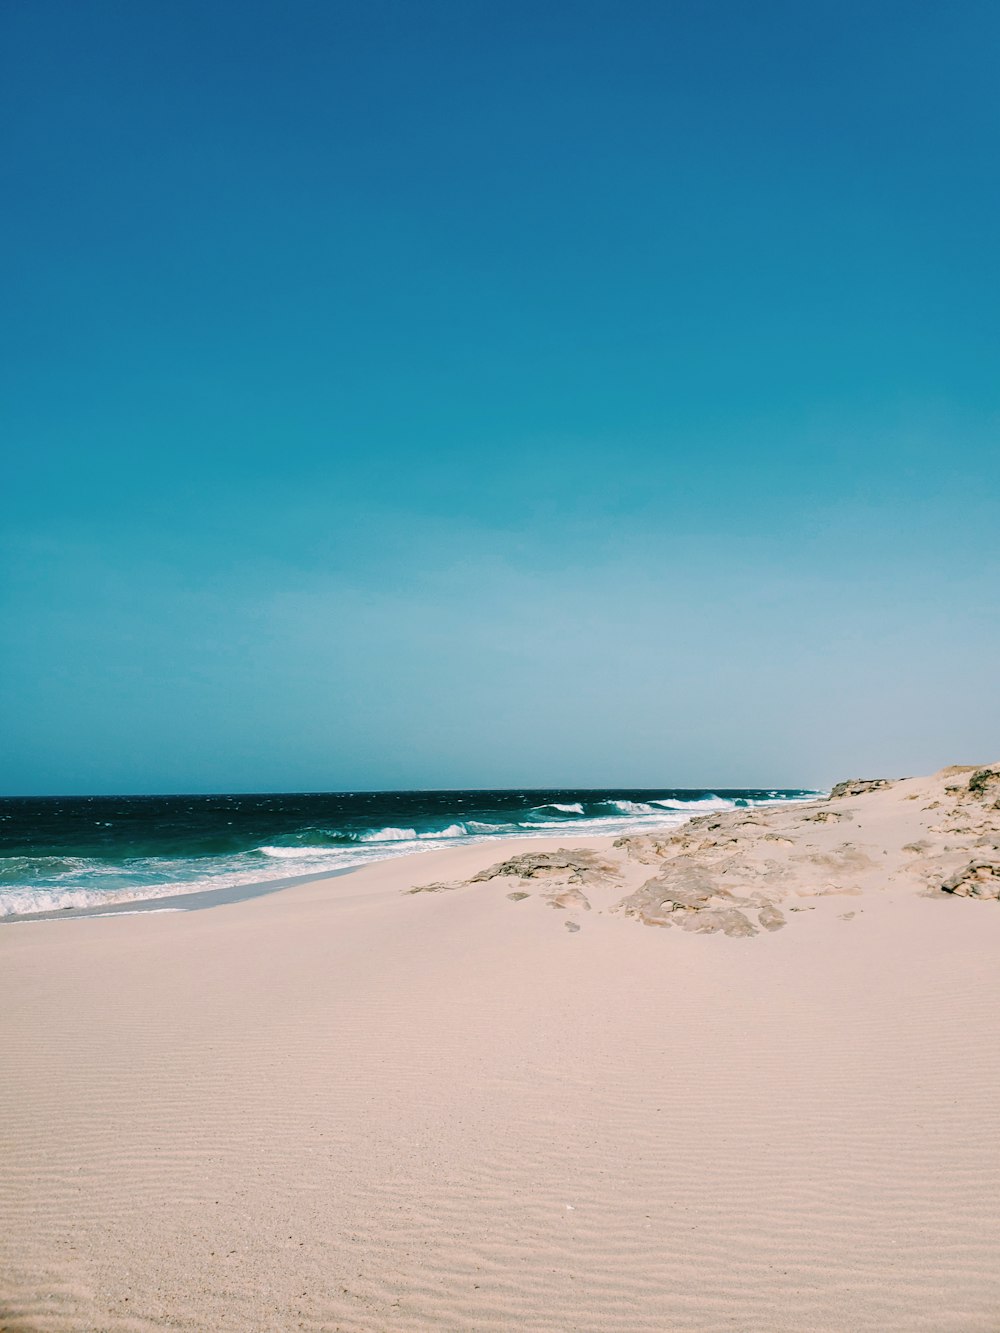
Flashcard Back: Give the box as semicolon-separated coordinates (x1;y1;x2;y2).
468;849;618;887
941;861;1000;899
828;778;895;799
406;764;1000;936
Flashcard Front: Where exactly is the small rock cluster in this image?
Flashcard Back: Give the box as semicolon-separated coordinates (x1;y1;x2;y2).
828;778;895;799
968;768;1000;804
410;848;619;913
941;861;1000;899
468;849;617;887
616;866;786;937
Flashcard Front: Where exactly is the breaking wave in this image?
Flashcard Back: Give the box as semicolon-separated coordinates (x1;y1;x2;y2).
360;826;418;843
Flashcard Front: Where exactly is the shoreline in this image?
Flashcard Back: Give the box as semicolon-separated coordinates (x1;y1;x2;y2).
0;864;357;924
0;831;626;925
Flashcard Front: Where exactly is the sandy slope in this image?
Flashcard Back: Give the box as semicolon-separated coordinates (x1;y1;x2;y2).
2;770;1000;1332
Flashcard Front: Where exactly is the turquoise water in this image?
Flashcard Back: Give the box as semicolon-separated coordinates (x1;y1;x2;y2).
0;786;820;917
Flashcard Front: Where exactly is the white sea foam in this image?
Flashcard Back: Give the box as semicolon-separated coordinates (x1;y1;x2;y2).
607;800;662;814
259;845;344;858
649;796;734;812
361;826;419;843
0;884;200;918
534;803;585;814
6;907;185;923
258;847;360;858
86;908;184;918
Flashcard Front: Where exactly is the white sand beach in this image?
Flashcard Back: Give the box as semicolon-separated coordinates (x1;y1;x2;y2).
2;766;1000;1331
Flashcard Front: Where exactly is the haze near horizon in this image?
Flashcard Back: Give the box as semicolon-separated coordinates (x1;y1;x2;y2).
2;0;998;795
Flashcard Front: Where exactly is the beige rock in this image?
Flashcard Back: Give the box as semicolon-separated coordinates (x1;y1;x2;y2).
757;903;786;931
941;862;1000;899
470;848;617;886
829;778;895;799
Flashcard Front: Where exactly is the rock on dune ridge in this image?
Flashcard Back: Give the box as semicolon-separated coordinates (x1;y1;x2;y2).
411;764;1000;936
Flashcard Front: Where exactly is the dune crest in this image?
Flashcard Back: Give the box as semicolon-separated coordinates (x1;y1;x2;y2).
407;764;1000;936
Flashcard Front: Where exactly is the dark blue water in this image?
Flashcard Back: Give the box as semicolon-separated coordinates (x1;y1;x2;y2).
0;787;820;917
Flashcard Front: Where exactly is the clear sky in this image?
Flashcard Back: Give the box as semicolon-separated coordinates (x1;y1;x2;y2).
2;0;998;795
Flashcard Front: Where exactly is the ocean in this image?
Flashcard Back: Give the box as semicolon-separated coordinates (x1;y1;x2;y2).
0;787;821;918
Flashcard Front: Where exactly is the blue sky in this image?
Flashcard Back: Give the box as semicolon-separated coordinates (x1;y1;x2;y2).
2;0;998;794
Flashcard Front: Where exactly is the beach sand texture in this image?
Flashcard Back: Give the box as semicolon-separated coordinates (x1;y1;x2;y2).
2;766;999;1331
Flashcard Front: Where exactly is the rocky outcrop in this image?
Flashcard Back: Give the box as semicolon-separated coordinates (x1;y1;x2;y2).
408;763;1000;935
968;769;1000;801
409;848;618;902
616;867;784;937
941;861;1000;899
469;849;618;887
612;833;686;864
758;902;787;931
829;778;894;799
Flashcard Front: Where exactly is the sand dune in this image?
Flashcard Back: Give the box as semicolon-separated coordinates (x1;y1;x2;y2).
2;767;1000;1330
